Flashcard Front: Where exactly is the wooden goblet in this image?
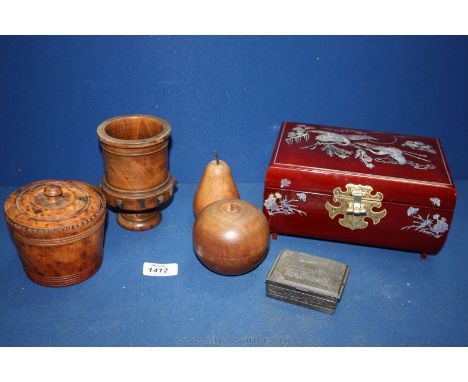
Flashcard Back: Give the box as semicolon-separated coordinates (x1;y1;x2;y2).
97;114;176;231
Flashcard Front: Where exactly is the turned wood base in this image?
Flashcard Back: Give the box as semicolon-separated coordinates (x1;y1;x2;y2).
117;210;162;231
25;256;103;287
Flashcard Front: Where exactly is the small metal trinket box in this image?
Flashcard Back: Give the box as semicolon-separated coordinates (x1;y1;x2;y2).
266;249;350;314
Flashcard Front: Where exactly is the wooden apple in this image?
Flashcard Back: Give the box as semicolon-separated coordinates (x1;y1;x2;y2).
193;199;270;275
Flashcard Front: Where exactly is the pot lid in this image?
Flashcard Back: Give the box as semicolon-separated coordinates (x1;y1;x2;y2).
4;180;106;238
265;122;456;210
274;122;453;184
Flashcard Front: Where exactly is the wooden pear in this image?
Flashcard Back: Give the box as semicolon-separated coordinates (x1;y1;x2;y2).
193;153;240;216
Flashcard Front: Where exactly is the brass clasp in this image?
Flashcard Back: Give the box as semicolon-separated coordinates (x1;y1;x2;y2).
325;184;387;230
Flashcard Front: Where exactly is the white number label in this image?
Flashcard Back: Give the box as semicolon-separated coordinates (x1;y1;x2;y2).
142;262;178;277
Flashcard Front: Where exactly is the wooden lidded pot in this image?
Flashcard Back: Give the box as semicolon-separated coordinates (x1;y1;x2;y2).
193;199;270;275
97;114;176;231
4;180;106;287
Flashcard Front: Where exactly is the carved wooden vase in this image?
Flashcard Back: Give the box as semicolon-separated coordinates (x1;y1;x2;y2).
97;114;176;231
193;199;270;275
4;180;107;287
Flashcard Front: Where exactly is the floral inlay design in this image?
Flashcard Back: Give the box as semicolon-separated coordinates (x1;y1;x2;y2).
407;207;419;216
296;192;307;202
280;178;291;189
401;207;449;238
401;140;437;154
430;197;441;207
285;124;436;170
264;192;307;216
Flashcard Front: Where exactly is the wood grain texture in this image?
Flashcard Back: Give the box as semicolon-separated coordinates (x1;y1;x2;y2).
4;180;106;287
193;159;239;216
97;114;176;231
193;198;270;275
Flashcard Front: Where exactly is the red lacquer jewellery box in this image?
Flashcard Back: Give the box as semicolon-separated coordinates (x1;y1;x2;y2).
263;122;456;258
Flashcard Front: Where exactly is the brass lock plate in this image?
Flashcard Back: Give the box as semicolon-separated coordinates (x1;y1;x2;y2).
325;184;387;230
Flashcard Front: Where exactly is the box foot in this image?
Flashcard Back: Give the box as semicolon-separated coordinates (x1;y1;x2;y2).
420;252;429;259
271;233;278;240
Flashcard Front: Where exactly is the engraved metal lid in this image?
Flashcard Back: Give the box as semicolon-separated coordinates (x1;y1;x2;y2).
266;249;350;300
4;180;106;239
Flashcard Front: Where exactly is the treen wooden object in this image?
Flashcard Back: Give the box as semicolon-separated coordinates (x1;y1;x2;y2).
193;199;270;275
97;114;176;231
193;153;240;216
4;180;107;287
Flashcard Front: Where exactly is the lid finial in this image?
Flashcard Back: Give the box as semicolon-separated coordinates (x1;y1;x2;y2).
44;184;63;198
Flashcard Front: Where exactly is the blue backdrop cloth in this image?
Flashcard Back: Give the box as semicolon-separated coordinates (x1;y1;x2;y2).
0;36;467;346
